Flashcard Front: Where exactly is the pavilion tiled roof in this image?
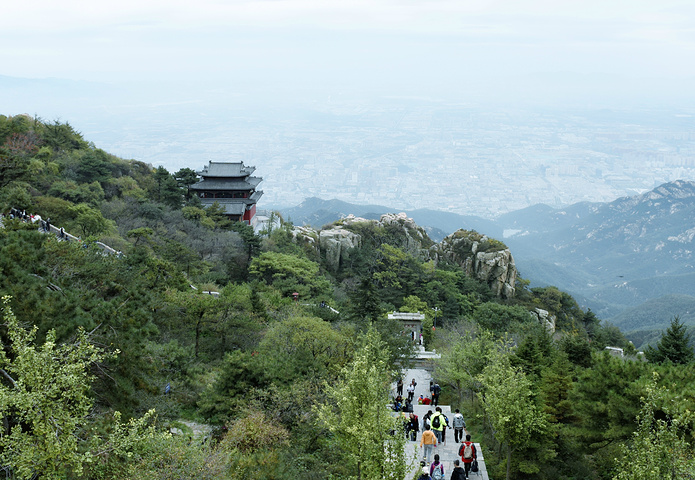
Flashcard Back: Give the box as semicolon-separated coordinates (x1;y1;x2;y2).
197;161;255;178
213;202;246;215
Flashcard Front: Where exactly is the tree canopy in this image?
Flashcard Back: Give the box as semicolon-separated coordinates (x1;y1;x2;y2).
645;316;694;365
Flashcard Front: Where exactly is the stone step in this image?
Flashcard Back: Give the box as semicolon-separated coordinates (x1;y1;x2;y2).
398;364;489;480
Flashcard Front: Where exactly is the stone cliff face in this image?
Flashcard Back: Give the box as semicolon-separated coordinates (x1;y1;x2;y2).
530;308;556;333
293;212;432;272
318;227;362;272
431;230;517;299
293;213;518;298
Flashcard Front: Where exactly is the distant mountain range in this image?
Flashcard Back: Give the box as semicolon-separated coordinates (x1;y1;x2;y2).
277;180;695;346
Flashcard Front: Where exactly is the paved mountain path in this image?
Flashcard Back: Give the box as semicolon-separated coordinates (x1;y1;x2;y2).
397;359;489;480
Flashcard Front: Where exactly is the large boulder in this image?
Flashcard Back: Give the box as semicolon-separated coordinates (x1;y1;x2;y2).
319;227;362;272
433;230;517;298
379;213;433;257
530;308;556;333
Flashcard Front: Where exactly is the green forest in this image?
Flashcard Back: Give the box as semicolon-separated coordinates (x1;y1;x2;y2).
1;114;695;479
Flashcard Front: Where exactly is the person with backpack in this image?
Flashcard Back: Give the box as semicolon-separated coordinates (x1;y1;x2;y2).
430;407;447;443
420;425;437;463
432;382;442;406
450;459;466;480
417;466;432;480
423;410;433;431
430;453;445;480
452;408;467;443
458;434;477;478
404;398;414;413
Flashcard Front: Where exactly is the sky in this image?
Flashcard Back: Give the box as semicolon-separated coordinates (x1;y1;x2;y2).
2;0;695;105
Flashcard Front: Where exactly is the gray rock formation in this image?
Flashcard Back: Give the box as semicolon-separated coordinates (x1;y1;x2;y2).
293;214;518;298
530;308;556;333
378;212;434;258
318;227;362;272
432;229;517;299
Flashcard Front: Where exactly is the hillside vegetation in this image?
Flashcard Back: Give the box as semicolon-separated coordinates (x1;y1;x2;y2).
283;186;695;337
2;115;695;479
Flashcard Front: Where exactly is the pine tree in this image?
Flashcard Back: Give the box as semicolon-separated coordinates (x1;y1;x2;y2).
645;316;694;365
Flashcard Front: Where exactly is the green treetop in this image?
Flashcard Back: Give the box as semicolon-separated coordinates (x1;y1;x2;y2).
316;327;410;480
645;316;694;365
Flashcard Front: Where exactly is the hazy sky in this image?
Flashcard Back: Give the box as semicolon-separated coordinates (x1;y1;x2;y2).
2;0;695;105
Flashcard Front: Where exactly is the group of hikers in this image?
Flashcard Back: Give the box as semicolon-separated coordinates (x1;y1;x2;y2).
417;452;477;480
5;208;42;225
4;207;62;237
395;376;479;479
395;379;442;407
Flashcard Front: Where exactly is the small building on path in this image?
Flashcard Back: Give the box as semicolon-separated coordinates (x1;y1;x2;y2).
388;311;424;343
190;161;263;225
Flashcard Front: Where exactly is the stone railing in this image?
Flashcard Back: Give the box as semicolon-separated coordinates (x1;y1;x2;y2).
4;208;120;256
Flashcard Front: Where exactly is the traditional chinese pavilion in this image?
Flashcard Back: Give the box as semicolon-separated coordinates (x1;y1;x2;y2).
189;161;263;224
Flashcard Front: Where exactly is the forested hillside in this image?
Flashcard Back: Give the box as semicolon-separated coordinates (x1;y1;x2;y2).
280;184;695;345
2;114;695;479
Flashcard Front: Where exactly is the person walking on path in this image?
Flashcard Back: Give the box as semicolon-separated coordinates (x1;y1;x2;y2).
458;434;477;478
430;407;447;443
430;453;445;480
407;381;416;402
420;425;437;464
397;377;404;396
423;410;433;431
407;412;419;441
417;466;432;480
452;408;467;443
442;412;450;442
432;381;442;406
450;459;466;480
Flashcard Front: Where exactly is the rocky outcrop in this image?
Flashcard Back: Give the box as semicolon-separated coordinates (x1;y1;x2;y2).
530;308;556;333
291;225;319;245
378;212;434;257
311;213;433;271
294;214;517;298
318;227;362;272
475;250;517;299
432;229;517;299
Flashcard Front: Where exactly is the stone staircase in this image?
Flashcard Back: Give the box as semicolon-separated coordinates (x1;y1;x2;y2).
399;366;489;480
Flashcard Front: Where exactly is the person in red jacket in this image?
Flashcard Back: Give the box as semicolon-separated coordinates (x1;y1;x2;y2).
458;434;477;478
